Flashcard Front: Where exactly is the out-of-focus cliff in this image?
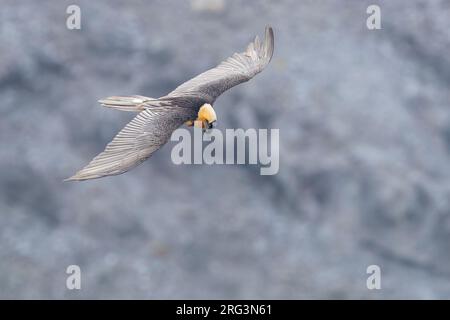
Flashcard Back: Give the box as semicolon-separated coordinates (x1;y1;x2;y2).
1;0;450;298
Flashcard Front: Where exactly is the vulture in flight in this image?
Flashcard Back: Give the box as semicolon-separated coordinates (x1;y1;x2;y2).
67;26;274;181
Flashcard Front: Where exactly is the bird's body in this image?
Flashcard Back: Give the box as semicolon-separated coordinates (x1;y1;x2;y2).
67;26;274;181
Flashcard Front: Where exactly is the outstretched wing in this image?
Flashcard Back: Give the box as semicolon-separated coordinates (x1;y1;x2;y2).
168;26;274;102
66;105;192;181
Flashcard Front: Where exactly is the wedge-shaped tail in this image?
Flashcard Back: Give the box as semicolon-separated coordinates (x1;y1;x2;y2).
98;95;157;112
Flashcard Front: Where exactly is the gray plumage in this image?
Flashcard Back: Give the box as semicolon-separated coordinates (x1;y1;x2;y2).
66;26;274;181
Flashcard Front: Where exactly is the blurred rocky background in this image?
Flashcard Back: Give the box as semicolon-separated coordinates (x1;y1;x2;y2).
1;0;450;299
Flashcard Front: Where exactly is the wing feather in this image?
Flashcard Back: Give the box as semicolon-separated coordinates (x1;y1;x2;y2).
66;106;192;181
168;26;274;101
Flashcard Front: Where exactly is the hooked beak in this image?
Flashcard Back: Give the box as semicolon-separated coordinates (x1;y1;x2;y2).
207;120;216;129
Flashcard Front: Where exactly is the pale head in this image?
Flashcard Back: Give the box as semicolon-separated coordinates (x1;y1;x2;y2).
197;103;217;129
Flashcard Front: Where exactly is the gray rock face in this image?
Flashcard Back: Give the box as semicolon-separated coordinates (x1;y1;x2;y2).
1;0;450;299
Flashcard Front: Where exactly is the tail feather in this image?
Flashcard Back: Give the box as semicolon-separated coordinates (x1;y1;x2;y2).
98;95;157;112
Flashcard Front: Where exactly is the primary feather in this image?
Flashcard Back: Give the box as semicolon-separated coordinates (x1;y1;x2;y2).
169;26;274;102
